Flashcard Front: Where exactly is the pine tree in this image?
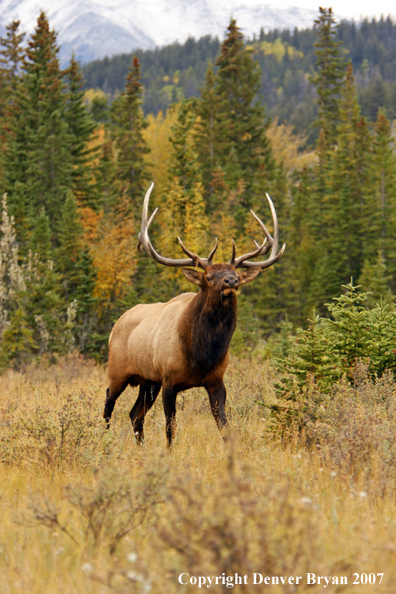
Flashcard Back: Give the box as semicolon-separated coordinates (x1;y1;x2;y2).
4;11;72;235
311;7;345;147
26;208;64;354
111;56;150;215
194;63;226;208
168;99;200;192
307;7;347;299
73;244;98;353
0;194;26;338
212;19;274;203
309;64;372;310
0;20;25;122
96;133;118;213
371;111;396;287
65;54;99;209
0;194;35;366
56;192;83;300
359;250;394;307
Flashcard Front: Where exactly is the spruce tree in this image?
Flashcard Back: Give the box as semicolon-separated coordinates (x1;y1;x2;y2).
194;63;226;209
307;7;346;299
26;208;64;354
212;19;274;203
4;11;72;235
65;55;99;209
0;20;25;122
111;56;150;215
309;63;372;310
359;251;394;307
56;192;82;300
371;111;396;288
168;99;200;192
311;7;345;147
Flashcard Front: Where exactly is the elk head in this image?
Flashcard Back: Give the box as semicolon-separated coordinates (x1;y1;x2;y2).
137;183;286;295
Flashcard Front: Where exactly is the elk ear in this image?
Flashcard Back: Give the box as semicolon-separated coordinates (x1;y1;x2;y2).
181;267;204;286
239;268;261;285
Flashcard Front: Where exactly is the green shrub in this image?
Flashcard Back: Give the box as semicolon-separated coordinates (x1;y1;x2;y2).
264;281;396;437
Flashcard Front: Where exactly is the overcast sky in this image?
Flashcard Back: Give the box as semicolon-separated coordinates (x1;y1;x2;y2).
253;1;395;21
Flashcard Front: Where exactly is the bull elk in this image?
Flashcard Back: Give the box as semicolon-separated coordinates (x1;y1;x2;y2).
104;183;285;447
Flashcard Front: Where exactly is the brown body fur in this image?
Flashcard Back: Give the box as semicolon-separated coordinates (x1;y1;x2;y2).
104;264;247;446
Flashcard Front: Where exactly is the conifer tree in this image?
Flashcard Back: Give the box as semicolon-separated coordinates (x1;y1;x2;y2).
371;111;396;288
168;99;200;192
65;55;98;209
309;64;372;309
26;207;64;354
73;244;98;353
56;192;82;300
0;20;25;122
311;7;345;147
111;56;150;215
4;11;72;234
359;250;394;307
0;194;34;366
212;19;274;203
194;63;226;208
308;6;346;276
96;134;118;213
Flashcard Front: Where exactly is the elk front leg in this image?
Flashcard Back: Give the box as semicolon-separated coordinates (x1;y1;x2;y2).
162;383;177;448
104;378;128;427
129;382;161;444
205;379;228;433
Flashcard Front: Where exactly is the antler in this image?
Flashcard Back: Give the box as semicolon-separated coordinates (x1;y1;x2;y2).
229;193;286;269
137;183;218;270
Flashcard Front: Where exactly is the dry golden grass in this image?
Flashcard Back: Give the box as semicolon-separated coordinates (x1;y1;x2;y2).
0;355;396;593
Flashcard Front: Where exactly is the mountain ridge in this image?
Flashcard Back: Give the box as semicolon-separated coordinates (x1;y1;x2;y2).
0;0;317;65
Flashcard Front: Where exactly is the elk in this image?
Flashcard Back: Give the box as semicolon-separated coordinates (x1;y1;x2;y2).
104;183;285;447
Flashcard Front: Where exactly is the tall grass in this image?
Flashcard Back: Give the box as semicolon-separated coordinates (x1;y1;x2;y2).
0;355;395;592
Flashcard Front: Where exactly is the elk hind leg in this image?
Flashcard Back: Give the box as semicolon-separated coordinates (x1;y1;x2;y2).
129;382;161;444
103;378;128;427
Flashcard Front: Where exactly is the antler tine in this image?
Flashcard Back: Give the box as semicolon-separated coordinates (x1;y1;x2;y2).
137;183;154;253
177;237;208;269
233;193;286;270
137;183;198;268
229;239;236;266
254;238;270;256
207;238;218;264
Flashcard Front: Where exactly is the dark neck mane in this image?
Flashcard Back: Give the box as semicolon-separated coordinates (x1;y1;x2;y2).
179;290;237;372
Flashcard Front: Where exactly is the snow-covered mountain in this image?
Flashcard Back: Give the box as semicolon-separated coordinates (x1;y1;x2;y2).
0;0;317;66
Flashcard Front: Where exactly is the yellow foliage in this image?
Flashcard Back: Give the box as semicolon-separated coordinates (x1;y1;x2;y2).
183;182;210;255
144;108;178;195
260;38;303;62
90;216;137;312
266;117;316;175
83;88;108;107
79;206;103;242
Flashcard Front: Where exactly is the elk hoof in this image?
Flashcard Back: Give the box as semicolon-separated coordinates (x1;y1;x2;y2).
134;430;144;445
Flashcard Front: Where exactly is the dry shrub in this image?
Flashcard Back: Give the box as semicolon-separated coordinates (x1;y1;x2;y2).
225;356;272;420
156;456;327;592
0;387;113;468
22;462;168;555
311;370;396;493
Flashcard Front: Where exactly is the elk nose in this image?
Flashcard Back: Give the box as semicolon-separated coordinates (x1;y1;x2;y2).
224;276;238;288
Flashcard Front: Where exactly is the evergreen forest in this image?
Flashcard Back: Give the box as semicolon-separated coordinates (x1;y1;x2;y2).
0;8;396;376
83;15;396;144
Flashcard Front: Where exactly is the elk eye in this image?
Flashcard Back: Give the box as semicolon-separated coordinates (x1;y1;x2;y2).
206;276;212;281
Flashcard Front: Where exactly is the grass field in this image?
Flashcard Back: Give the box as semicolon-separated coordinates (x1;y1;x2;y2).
0;355;395;593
